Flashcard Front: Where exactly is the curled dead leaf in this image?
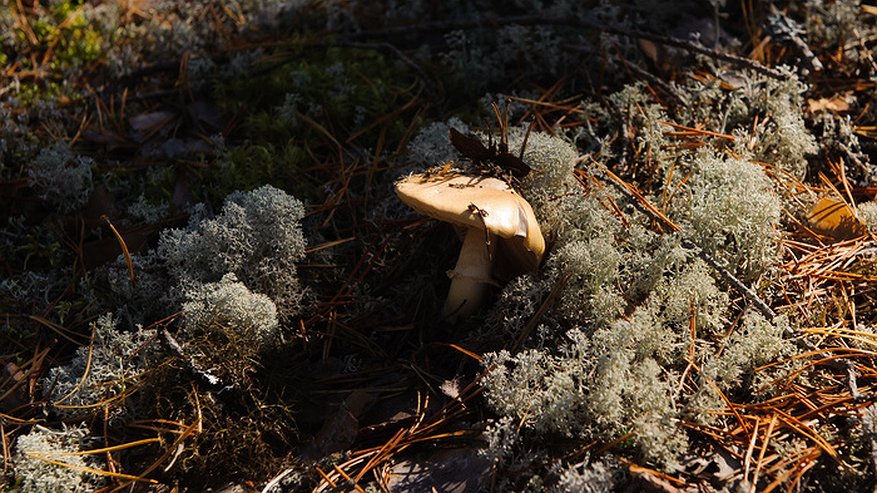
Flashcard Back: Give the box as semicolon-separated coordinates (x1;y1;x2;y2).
806;197;866;241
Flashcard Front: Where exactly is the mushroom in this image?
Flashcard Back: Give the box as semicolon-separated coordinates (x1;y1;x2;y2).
395;171;545;320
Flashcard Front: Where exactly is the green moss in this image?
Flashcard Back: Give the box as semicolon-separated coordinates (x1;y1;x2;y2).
210;141;311;203
0;1;110;106
215;48;413;139
207;46;423;202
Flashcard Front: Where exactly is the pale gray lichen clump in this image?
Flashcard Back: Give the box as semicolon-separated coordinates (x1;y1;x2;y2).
508;128;579;237
13;424;106;492
97;184;308;343
182;273;280;351
102;186;307;326
406;117;469;164
687;311;792;422
512;129;578;197
477;83;792;470
857;201;877;231
157;184;307;318
27;142;94;213
673;151;782;282
551;457;626;493
42;313;160;422
677;68;817;180
484;256;730;467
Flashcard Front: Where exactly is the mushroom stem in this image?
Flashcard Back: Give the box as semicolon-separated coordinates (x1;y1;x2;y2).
443;227;496;321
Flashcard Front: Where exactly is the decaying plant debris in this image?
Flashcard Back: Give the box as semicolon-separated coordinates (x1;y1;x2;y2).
2;1;877;492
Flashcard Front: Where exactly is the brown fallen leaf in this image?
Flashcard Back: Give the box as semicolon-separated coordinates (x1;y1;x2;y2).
806;197;867;240
387;447;491;493
807;93;851;113
129;110;175;132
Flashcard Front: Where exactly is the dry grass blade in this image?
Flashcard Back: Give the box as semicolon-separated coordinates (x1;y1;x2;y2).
304;236;355;255
27;315;89;345
21;451;159;483
29;437;161;457
512;273;568;352
596;161;680;232
445;343;483;362
52;326;96;408
101;215;135;288
750;414;777;493
109;412;202;491
659;120;736;141
574;168;629;226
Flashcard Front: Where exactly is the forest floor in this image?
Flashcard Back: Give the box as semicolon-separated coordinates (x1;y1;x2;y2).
2;1;877;492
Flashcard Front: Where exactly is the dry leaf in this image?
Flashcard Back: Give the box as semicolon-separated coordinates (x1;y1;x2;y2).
807;93;851;113
387;448;490;493
806;197;866;240
639;38;661;65
129;111;175;132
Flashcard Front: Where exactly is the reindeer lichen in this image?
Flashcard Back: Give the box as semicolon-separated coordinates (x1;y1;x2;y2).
181;273;280;352
42;313;160;422
157;185;307;319
857;201;877;231
27;142;93;213
672;151;782;282
13;424;106;492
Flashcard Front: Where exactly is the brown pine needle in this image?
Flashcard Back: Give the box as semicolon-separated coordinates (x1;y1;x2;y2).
33;437;161;457
52;325;96;408
750;414;777;493
304;236;355;255
742;418;761;485
445;343;483;362
22;452;158;483
28;315;88;345
314;466;337;488
102;215;135;288
618;456;687;487
659;120;736;141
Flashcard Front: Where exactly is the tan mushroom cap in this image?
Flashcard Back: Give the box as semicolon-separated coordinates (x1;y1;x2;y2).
395;172;545;273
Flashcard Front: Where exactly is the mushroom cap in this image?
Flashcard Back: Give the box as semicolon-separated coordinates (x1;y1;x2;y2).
395;172;545;274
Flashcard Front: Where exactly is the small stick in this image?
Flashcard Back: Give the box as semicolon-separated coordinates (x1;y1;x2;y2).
351;15;786;79
768;6;823;73
160;328;228;393
623;61;690;106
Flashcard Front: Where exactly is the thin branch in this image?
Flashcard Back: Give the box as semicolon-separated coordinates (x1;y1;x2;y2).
351;15;787;79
